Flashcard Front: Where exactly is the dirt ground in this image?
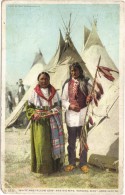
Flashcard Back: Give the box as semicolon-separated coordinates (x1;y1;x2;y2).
2;126;118;193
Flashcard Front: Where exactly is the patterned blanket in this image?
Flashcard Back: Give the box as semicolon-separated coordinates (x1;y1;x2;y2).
50;113;65;161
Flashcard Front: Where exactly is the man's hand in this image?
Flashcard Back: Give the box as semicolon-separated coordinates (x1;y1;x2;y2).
69;104;80;112
86;95;93;104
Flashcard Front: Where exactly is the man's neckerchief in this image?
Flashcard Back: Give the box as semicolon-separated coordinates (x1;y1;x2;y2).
34;84;56;107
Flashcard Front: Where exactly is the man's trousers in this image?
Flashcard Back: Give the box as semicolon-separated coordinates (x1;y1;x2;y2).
67;126;87;167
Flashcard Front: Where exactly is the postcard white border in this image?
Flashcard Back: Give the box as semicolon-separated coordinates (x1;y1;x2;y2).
1;0;125;194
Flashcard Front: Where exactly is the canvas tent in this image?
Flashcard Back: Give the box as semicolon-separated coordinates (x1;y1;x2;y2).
23;50;46;86
45;29;92;95
80;22;119;170
5;51;46;128
81;22;119;93
87;79;119;170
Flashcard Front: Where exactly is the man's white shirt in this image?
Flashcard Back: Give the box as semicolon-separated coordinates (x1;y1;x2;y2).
62;82;87;127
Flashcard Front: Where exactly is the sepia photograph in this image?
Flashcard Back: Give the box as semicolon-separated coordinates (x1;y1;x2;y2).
1;0;124;194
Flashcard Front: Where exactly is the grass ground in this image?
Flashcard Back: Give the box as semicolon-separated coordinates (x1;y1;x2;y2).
2;127;118;193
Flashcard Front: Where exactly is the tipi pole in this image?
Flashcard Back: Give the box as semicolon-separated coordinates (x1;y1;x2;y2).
80;55;101;152
24;120;31;135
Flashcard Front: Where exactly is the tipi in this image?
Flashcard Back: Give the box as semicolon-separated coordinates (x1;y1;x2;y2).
5;51;46;128
87;79;119;170
23;50;46;86
81;21;119;170
81;21;119;92
45;29;92;95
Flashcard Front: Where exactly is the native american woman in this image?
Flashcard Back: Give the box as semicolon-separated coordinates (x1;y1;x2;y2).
26;72;64;174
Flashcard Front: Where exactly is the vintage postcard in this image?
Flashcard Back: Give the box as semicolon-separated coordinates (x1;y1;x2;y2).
1;0;125;194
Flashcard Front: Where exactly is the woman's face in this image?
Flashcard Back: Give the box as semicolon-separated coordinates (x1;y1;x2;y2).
38;74;50;88
70;67;80;79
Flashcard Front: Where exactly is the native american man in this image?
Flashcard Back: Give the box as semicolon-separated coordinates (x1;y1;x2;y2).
62;62;92;173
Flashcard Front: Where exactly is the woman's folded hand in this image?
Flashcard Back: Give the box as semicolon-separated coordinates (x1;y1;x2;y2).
33;113;41;120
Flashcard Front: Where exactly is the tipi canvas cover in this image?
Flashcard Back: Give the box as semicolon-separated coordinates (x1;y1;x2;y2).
81;22;119;93
81;22;119;170
23;51;46;86
5;51;46;128
87;80;119;170
45;30;92;95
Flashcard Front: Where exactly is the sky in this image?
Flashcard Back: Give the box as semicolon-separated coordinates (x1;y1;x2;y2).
5;3;120;85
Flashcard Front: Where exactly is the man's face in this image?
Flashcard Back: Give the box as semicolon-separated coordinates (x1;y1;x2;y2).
19;79;23;84
38;74;50;88
70;67;80;79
